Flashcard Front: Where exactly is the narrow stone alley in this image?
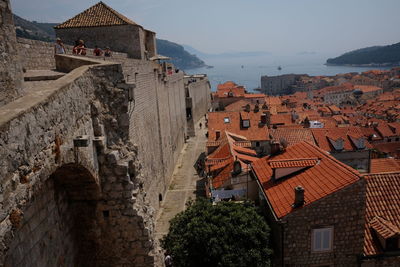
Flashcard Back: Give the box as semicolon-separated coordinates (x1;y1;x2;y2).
155;119;207;240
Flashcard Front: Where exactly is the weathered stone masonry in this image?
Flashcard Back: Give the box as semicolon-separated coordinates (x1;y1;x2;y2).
0;0;23;107
0;55;162;266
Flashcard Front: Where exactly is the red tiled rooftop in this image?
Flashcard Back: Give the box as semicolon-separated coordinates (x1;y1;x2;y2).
312;127;372;152
252;142;361;218
270;128;316;146
364;172;400;256
208;111;270;142
55;2;139;29
268;158;319;168
370;158;400;174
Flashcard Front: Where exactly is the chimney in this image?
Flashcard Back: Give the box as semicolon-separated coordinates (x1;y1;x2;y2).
270;141;281;155
293;185;305;208
261;113;267;124
254;104;260;113
244;104;251;112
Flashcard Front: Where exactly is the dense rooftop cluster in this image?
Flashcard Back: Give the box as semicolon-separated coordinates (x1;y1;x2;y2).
204;72;400;265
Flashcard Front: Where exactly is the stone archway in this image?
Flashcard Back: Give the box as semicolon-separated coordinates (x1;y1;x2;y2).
4;164;101;267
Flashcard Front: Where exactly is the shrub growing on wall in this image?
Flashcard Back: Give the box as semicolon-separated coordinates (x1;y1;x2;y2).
161;199;272;267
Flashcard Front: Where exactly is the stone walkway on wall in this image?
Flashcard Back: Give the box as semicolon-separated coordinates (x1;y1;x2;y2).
155;118;208;241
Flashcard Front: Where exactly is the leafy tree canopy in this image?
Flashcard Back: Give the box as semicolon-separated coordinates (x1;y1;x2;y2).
161;199;272;267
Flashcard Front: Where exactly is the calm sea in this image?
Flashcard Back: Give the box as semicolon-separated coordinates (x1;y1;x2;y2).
186;54;393;92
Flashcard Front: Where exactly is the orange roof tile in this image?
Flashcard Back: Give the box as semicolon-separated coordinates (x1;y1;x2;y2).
270;114;293;126
270;128;316;146
208;111;270;142
369;216;400;239
355;85;383;93
364;172;400;256
252;142;361;218
370;158;400;174
55;2;138;29
312;127;372;152
269;158;319;168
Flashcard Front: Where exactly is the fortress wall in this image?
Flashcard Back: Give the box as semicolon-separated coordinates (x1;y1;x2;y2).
0;0;23;107
0;58;162;266
187;78;211;123
121;59;187;211
16;37;128;71
14;37;193;214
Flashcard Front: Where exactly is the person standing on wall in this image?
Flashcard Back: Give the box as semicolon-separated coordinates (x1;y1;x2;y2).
54;38;66;55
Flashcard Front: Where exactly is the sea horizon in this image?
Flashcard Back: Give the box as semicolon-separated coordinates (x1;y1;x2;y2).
186;54;394;92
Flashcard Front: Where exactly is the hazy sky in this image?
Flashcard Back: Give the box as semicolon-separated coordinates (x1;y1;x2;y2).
10;0;400;56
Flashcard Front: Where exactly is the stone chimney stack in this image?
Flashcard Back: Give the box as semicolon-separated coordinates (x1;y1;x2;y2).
293;185;305;208
270;141;281;155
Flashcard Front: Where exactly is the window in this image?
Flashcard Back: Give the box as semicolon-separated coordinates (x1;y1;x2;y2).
224;117;230;123
242;119;250;128
312;227;333;252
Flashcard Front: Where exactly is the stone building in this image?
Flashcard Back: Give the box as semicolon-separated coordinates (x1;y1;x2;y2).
260;74;303;96
361;172;400;266
0;0;24;107
54;2;157;59
252;142;365;266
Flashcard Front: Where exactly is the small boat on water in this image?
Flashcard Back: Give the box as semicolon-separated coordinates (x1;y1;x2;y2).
277;66;282;71
241;65;244;69
206;65;214;69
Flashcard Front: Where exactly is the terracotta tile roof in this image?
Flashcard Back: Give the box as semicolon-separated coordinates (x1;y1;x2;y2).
317;83;354;96
369;216;400;239
270;128;316;146
364;172;400;255
370;158;400;174
233;146;257;156
217;81;238;90
375;124;397;138
244;94;266;98
55;2;138;29
224;100;254;112
252;142;361;218
312;127;372;152
206;131;259;189
210;158;233;172
270;114;293;126
268;158;319;168
265;97;282;106
233;141;252;147
208;111;270;142
372;142;400;156
212;161;234;188
355;85;383;93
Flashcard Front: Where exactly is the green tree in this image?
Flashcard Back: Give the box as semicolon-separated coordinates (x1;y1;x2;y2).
161;199;272;267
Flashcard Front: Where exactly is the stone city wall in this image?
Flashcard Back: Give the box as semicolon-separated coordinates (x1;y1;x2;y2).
16;37;128;71
187;78;211;123
0;0;23;107
280;179;365;266
0;56;161;266
121;59;187;211
16;36;189;214
55;24;145;59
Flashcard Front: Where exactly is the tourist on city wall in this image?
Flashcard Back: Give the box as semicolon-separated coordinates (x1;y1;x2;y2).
104;47;112;57
54;38;66;55
93;45;103;56
73;40;86;55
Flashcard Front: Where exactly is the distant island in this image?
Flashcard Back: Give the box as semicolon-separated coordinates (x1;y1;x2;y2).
326;42;400;67
13;14;206;70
